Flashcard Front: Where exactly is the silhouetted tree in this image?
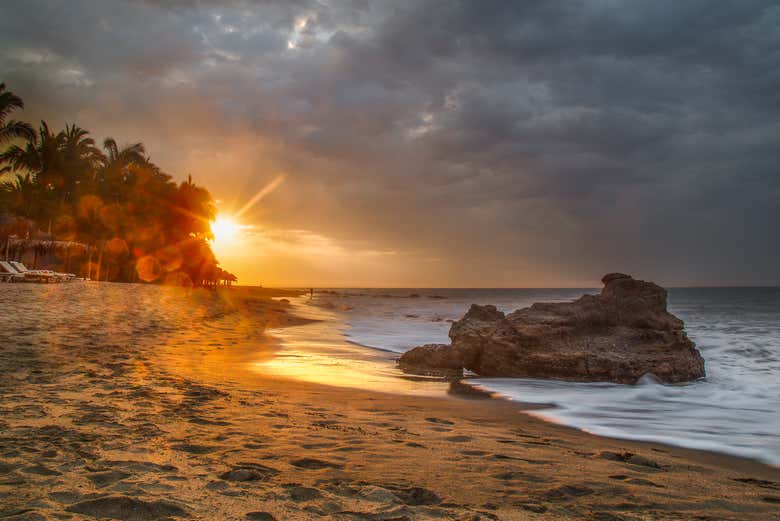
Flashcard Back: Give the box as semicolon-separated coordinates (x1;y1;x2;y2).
0;83;33;144
0;84;231;286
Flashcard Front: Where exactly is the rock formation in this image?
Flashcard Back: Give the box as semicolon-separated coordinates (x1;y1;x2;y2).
398;273;705;384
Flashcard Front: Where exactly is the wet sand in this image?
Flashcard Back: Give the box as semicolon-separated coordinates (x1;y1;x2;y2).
1;283;778;520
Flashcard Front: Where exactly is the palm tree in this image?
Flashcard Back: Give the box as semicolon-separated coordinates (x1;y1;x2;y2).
99;138;146;202
0;83;33;144
0;121;63;184
62;124;100;159
0;122;65;231
170;175;217;241
1;173;43;222
59;124;102;201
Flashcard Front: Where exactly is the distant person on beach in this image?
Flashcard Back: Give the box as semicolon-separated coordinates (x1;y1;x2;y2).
310;288;313;299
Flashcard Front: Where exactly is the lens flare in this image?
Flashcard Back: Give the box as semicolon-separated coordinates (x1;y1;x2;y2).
211;216;239;244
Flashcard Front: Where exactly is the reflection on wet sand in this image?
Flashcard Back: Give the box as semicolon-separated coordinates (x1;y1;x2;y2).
257;299;451;396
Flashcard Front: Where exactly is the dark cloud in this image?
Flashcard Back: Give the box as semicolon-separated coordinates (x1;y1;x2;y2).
1;0;778;286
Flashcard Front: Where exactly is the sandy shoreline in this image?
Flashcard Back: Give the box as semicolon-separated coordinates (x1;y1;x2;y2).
1;283;778;520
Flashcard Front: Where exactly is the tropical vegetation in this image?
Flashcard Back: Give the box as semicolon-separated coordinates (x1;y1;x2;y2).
0;83;235;286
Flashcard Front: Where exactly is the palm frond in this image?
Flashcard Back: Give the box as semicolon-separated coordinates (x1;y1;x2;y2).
0;83;26;124
0;120;34;143
103;137;119;162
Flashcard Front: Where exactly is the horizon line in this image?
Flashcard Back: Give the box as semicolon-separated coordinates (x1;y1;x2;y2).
241;284;780;290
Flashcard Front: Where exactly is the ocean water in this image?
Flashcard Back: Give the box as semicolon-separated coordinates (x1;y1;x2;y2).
310;287;780;466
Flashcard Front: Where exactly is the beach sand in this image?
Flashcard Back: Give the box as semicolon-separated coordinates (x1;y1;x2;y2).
1;283;778;521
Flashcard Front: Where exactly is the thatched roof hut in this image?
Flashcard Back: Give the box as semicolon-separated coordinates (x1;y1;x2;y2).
3;235;88;266
2;215;88;261
6;237;87;253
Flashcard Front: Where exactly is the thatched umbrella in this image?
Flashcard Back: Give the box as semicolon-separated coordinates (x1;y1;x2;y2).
5;236;87;268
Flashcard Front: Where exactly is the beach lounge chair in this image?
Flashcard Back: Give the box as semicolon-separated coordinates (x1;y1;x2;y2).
10;261;74;282
0;262;25;282
0;261;60;283
9;261;76;282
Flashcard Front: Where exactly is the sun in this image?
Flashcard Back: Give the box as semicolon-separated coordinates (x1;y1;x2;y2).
211;215;239;244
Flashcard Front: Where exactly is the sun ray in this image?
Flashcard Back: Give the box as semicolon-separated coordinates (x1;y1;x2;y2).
234;174;285;219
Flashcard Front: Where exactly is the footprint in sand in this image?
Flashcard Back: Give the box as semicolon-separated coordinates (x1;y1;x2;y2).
591;513;637;521
48;491;102;504
290;458;344;470
732;477;779;490
285;485;323;501
381;485;441;506
335;445;364;452
21;465;60;476
188;417;231;426
219;463;280;482
491;452;517;460
627;478;664;488
461;450;490;456
598;451;662;470
103;460;177;473
170;443;221;454
66;496;189;521
516;502;548;513
246;513;277;521
206;480;230;491
301;442;338;449
543;484;595;501
444;435;473;442
492;470;549;484
425;417;454;425
87;470;131;488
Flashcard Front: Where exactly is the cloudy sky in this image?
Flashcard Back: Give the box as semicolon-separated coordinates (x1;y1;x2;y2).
1;0;778;287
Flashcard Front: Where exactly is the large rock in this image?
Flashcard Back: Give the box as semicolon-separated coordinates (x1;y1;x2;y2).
398;274;705;384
